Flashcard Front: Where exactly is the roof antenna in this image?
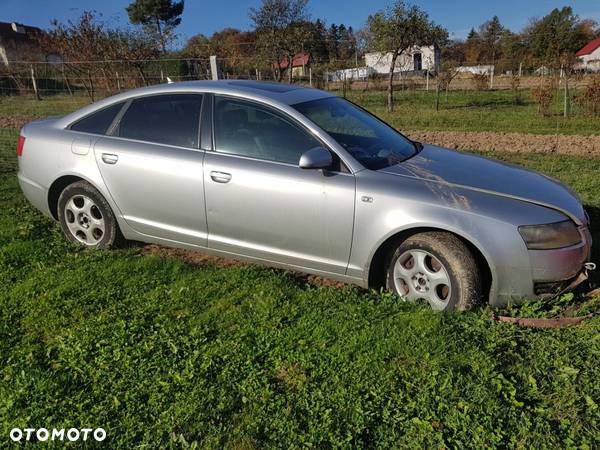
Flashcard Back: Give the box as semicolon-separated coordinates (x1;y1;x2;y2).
166;77;174;84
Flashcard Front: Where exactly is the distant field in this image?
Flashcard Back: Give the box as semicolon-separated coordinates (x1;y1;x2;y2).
345;89;600;136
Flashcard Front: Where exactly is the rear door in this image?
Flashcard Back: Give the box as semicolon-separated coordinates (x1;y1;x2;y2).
94;93;208;245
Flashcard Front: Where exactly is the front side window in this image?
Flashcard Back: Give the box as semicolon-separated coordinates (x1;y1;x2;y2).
293;96;418;170
213;96;320;165
118;94;203;148
70;102;125;135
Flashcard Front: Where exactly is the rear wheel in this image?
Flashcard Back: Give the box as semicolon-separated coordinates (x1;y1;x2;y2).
57;181;123;249
385;232;483;311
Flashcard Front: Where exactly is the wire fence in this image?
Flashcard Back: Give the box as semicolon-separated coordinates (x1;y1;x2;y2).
1;57;599;175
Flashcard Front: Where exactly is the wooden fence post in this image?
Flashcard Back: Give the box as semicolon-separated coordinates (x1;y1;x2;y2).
62;64;73;96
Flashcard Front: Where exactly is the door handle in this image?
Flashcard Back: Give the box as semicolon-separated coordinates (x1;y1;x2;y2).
210;171;232;183
101;153;119;165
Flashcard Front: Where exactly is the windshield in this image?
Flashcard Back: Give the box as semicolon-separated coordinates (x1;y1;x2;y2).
293;96;418;170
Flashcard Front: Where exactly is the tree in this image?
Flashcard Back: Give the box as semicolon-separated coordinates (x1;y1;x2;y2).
37;11;113;100
499;30;528;73
463;29;482;64
127;0;184;53
479;16;504;67
526;7;588;70
250;0;310;82
367;0;447;111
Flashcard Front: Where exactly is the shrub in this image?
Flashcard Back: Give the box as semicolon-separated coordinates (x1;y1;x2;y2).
532;79;556;115
510;74;522;105
471;73;489;91
574;75;600;116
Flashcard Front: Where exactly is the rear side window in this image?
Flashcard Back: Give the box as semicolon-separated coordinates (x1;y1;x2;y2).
70;102;125;135
117;94;203;148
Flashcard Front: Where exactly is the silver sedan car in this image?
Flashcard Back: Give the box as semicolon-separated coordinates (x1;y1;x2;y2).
17;80;594;310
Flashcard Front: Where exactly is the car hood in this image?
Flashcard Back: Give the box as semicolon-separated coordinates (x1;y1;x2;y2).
379;144;586;225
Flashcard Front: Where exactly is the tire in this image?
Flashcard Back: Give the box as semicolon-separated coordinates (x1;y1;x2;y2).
385;232;483;311
57;180;123;249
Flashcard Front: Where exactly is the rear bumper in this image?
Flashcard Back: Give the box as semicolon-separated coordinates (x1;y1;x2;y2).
17;172;51;217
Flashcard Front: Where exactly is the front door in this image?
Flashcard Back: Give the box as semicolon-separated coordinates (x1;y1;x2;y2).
204;96;355;275
413;53;422;71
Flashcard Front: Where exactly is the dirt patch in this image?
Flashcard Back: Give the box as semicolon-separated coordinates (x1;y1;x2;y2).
3;113;598;157
142;244;347;289
0;115;40;129
405;130;600;156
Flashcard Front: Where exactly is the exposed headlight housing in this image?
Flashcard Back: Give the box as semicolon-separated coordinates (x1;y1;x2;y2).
518;220;582;250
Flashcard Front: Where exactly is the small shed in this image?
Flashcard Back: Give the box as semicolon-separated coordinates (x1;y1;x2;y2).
278;52;311;78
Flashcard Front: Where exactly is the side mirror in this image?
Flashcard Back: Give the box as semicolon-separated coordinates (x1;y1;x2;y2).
299;147;333;170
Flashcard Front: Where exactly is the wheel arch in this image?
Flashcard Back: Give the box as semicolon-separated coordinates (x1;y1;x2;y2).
366;226;494;303
47;173;116;221
47;175;87;220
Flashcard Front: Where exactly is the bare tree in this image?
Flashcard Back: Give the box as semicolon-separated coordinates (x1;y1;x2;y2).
250;0;310;82
367;0;447;111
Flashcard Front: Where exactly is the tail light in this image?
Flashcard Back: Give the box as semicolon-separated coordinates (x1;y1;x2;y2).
17;135;25;157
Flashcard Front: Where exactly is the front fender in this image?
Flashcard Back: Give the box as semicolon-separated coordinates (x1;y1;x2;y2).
350;171;569;305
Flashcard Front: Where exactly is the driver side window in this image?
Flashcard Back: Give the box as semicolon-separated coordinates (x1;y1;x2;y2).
213;96;320;165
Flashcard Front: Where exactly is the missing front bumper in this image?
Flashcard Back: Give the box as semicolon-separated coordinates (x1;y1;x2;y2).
534;262;596;298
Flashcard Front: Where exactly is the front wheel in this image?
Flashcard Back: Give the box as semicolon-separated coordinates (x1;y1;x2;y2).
385;232;483;311
57;181;123;249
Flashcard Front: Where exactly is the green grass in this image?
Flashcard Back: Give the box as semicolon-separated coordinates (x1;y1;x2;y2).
345;89;600;135
0;94;91;118
0;93;599;447
0;147;599;447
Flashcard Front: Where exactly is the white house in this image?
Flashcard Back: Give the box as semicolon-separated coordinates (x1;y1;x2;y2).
365;45;440;74
575;38;600;72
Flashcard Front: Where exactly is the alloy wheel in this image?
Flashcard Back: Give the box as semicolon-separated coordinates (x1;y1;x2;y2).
63;194;105;246
393;249;452;310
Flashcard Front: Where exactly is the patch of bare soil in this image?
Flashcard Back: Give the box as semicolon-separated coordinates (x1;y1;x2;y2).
142;244;347;288
405;130;600;156
4;114;597;156
0;115;40;129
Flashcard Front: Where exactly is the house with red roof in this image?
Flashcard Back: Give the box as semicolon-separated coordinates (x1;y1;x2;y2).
278;52;311;79
575;37;600;72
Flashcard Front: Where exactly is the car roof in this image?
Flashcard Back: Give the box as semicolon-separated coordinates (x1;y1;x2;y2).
146;80;333;105
56;80;333;129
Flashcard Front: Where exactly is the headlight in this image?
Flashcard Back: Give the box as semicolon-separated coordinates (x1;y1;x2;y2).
518;220;581;250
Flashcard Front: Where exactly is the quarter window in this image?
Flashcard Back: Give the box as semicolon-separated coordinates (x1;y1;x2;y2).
118;94;203;148
214;96;320;165
70;102;125;135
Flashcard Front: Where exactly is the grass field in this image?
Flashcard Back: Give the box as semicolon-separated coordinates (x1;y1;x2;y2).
343;89;600;136
0;93;599;448
2;86;600;137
